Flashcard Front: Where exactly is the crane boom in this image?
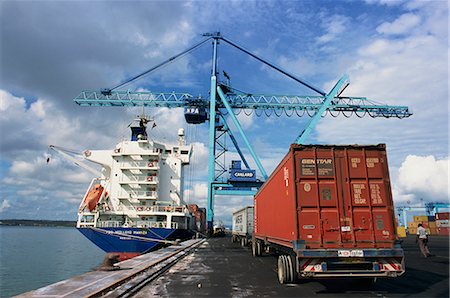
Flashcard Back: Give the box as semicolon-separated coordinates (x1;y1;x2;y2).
74;90;411;118
49;145;102;177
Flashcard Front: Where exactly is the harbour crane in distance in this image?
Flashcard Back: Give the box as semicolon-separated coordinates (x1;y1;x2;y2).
73;32;412;232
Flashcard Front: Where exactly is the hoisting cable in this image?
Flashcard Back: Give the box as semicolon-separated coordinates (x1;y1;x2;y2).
103;37;213;94
219;36;326;96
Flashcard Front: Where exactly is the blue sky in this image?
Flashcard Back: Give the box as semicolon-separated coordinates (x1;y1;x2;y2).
0;0;448;225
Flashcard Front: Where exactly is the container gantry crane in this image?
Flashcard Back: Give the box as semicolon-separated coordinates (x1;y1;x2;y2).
74;32;412;232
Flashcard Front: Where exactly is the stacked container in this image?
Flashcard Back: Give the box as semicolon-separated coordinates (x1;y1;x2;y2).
187;204;207;234
408;215;430;235
435;212;450;235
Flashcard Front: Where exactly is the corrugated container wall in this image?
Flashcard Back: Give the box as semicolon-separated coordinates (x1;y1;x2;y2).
255;144;398;250
436;213;450;220
232;206;254;237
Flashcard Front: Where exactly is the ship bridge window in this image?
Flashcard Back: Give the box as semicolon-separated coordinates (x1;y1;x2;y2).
165;150;172;154
181;150;189;155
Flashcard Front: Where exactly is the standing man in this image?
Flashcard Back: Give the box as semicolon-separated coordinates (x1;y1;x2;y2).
416;223;431;257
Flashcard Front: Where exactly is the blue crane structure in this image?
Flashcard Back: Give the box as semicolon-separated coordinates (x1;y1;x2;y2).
74;32;412;232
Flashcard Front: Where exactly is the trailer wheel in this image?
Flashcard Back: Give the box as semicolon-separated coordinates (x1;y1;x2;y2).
285;255;297;283
252;241;258;257
277;256;288;284
252;241;262;257
256;241;262;256
241;237;246;247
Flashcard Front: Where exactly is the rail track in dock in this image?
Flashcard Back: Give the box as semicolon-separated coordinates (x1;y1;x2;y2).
17;238;205;298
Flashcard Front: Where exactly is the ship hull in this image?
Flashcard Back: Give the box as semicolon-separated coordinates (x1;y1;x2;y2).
78;227;193;257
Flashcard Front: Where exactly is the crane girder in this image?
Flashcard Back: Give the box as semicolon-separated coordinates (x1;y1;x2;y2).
74;90;412;119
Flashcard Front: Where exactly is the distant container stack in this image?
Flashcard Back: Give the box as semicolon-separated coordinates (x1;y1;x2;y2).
435;212;450;236
188;204;207;235
407;212;450;236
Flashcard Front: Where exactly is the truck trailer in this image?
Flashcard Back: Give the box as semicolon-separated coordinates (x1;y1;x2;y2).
253;144;404;284
232;206;254;247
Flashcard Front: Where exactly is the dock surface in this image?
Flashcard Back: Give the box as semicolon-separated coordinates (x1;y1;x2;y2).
142;235;449;297
17;236;448;297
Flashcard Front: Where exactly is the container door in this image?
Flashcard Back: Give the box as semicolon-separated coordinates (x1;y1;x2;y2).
346;148;396;248
296;146;396;250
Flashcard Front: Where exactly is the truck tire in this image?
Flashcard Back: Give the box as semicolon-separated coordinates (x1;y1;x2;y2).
277;256;287;284
256;241;262;256
285;255;297;283
252;241;262;257
278;255;296;284
241;237;246;247
252;241;258;256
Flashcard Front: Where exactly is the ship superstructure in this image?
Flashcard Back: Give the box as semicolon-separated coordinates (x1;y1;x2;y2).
63;117;194;259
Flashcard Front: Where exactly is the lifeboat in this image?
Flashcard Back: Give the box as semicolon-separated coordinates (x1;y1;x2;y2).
84;184;104;212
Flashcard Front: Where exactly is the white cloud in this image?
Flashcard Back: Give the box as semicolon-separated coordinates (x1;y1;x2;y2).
377;13;421;35
316;15;350;44
184;182;208;206
0;200;11;212
316;2;448;169
396;155;449;200
364;0;406;6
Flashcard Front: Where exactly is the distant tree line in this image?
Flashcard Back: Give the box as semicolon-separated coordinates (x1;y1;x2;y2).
0;219;76;227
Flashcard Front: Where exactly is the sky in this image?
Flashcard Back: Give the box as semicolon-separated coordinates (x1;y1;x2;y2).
0;0;448;226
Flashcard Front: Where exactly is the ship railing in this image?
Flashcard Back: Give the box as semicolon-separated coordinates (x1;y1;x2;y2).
119;190;157;199
135;221;168;228
149;206;188;213
123;175;159;183
77;214;96;227
119;160;160;169
97;221;122;228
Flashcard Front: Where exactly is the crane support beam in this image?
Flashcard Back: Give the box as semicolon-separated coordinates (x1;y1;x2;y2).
217;86;268;180
207;38;219;227
219;114;251;170
296;74;349;144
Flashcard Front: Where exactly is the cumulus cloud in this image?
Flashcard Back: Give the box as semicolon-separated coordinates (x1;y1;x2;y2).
316;1;448;170
396;155;449;202
0;200;11;212
376;13;421;35
316;15;350;44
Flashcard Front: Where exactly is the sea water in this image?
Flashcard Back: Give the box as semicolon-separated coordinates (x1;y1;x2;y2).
0;226;104;297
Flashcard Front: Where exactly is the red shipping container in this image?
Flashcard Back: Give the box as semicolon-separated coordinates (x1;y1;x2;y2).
437;227;450;236
255;144;398;250
187;204;199;214
435;212;450;220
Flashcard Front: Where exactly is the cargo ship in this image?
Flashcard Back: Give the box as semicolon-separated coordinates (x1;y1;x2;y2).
64;116;199;260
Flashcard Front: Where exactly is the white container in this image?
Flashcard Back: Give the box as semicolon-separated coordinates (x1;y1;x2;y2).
436;219;449;227
232;206;254;237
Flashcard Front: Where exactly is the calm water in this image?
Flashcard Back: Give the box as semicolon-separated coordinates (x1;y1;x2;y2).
0;226;104;297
